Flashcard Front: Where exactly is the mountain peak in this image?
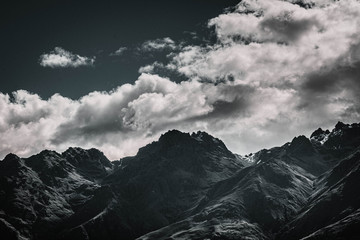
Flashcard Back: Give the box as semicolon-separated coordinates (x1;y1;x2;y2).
191;131;228;149
158;129;191;145
62;147;109;161
38;149;62;158
288;135;314;155
150;129;230;156
322;121;360;151
3;153;20;162
191;131;216;142
62;147;112;179
335;121;347;130
310;127;330;144
310;128;329;138
291;135;309;143
0;153;23;170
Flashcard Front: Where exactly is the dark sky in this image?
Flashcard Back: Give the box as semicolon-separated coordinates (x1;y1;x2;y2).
0;0;240;99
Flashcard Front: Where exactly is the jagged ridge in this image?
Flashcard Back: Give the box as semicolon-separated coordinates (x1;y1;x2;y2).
0;123;359;239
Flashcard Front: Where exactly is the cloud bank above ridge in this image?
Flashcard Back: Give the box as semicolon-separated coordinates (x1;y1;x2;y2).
2;0;360;160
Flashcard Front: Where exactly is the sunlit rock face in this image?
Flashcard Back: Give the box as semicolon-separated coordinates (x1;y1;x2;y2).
1;122;360;240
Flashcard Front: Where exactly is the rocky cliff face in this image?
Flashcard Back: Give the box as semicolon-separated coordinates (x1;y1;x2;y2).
1;122;360;239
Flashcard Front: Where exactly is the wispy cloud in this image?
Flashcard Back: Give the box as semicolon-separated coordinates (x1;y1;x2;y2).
110;47;127;56
138;62;165;74
39;47;95;68
140;37;177;52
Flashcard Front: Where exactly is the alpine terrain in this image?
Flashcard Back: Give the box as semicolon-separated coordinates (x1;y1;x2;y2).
1;122;360;240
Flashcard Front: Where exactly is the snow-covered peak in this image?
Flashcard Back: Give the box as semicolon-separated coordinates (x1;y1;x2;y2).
310;128;331;145
235;153;256;167
320;122;360;150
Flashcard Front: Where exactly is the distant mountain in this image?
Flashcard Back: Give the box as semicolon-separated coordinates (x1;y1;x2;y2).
0;122;360;239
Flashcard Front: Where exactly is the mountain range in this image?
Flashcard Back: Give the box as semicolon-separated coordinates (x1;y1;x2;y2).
1;122;360;239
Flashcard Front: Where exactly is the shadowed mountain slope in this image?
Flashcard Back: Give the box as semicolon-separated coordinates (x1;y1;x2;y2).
0;122;360;239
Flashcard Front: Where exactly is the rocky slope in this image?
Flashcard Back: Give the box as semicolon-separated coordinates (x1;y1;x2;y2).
0;122;359;239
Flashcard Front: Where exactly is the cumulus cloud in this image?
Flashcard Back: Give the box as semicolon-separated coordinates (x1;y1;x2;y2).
170;0;360;84
138;62;166;74
2;0;360;160
208;0;322;44
110;47;127;56
0;74;246;159
140;37;177;51
161;0;360;152
39;47;95;68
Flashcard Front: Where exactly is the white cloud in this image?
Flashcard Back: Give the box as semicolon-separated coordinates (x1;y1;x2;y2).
138;64;155;74
0;75;218;159
0;75;355;161
138;62;165;74
39;47;95;68
161;0;360;151
140;37;177;51
170;0;360;85
110;47;127;56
